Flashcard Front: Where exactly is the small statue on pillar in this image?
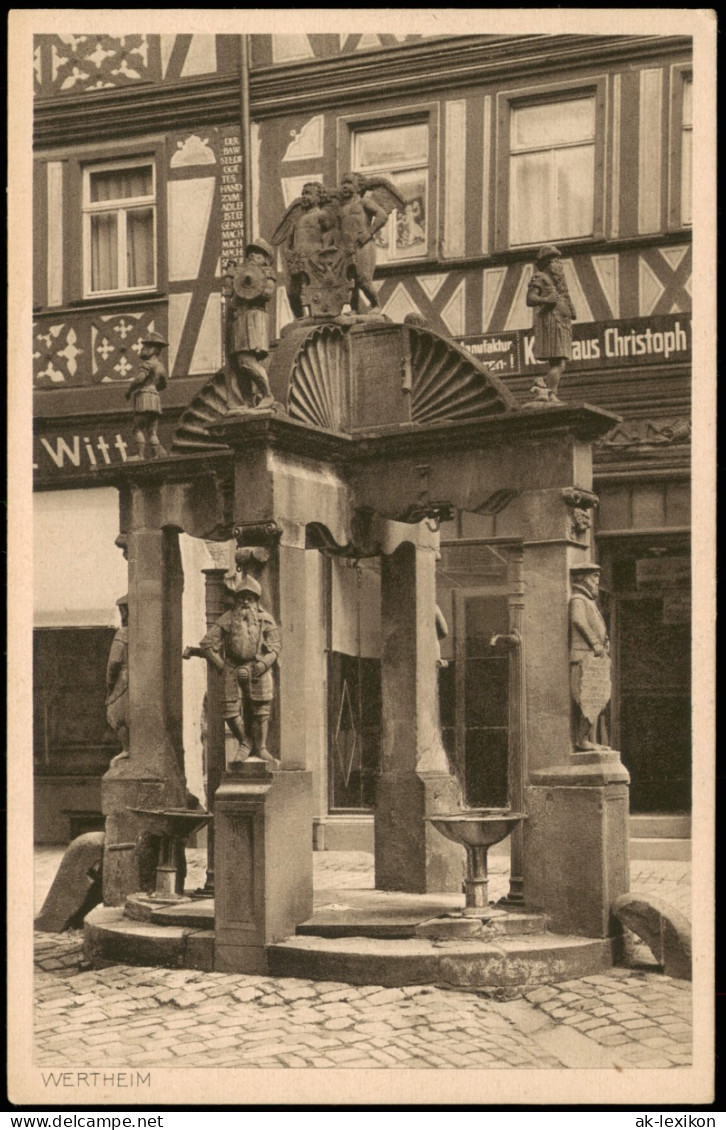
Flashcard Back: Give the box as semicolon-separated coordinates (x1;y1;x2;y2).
106;594;130;765
526;245;576;406
223;239;278;412
199;574;281;767
124;331;168;459
569;564;611;752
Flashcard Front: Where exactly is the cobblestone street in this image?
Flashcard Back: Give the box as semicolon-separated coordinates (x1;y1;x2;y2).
33;850;693;1072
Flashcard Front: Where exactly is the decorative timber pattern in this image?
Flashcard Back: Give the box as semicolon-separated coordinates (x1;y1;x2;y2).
33;34;235;98
251;34;430;67
33;306;166;387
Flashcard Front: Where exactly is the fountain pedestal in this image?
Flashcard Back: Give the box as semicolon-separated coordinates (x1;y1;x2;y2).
213;760;313;974
428;810;525;915
525;751;630;937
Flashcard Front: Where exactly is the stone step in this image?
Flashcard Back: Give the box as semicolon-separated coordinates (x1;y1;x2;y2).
84;905;214;971
125;895;215;929
297;904;547;940
629;814;691;840
267;932;619;989
629;838;691;861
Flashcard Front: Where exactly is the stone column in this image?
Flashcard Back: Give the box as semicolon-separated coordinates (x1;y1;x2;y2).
199;566;229;894
102;485;187;905
375;526;463;893
514;481;630;937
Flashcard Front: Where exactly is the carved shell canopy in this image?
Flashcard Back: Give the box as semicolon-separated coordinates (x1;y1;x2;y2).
407;325;518;424
172;322;518;452
172;369;238;453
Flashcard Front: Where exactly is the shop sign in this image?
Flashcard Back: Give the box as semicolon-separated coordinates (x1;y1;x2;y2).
459;331;520;374
635;558;690;590
459;313;691;375
662;591;691;624
34;420;177;481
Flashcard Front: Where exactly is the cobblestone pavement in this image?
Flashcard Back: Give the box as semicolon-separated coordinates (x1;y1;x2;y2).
33;849;692;1071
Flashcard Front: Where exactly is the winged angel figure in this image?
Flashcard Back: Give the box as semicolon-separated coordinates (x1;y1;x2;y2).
272;173;404;317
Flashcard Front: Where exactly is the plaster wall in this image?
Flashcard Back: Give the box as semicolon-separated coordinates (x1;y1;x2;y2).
34;489;127;627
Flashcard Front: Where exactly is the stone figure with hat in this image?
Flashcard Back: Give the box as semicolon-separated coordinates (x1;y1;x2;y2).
569;563;611;751
124;331;168;459
199;574;282;766
526;244;577;406
106;594;130;764
223;238;278;411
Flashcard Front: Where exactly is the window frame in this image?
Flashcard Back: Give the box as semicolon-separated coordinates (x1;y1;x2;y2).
337;102;440;265
81;155;158;299
667;63;693;230
495;77;607;253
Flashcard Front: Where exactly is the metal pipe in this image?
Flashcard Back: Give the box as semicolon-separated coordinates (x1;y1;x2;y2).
239;34;254;243
505;549;526;905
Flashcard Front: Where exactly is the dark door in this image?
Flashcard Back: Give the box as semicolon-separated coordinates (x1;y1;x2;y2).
617;596;691;812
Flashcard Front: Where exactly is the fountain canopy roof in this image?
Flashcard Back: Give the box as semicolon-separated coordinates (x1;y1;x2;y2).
172;319;519;454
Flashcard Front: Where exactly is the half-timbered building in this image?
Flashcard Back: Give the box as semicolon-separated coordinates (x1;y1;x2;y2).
32;31;692;854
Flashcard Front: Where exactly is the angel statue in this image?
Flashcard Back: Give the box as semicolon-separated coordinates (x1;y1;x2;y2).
336;172;403;312
272;174;404;318
272;182;348;318
272;182;334;318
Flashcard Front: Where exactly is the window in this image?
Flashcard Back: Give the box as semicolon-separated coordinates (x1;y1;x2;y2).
667;66;693;231
680;77;692;225
509;96;596;246
82;159;156;296
34;628;119;776
328;653;381;811
496;81;606;250
353;120;429;261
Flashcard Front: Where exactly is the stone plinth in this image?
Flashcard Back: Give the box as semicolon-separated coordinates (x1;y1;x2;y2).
524;751;630;937
213;763;313;973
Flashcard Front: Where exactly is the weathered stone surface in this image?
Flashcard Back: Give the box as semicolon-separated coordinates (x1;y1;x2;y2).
214;767;313;974
34;832;104;932
83;905;189;968
375;536;463;894
611;893;692;981
524;778;629;937
267;932;617;989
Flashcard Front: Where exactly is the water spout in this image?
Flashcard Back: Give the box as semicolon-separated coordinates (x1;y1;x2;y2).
489;629;521;649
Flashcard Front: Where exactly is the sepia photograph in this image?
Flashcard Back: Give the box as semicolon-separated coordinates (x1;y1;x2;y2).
7;9;716;1111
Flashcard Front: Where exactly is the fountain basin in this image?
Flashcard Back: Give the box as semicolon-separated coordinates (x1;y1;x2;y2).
127;808;213;902
427;809;526;916
127;807;212;839
428;809;525;848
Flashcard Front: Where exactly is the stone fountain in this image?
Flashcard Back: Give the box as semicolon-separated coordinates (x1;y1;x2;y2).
83;194;631;985
427;809;526;918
